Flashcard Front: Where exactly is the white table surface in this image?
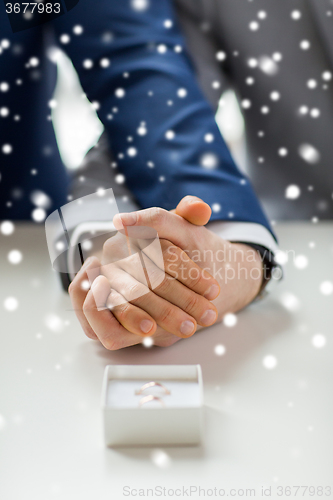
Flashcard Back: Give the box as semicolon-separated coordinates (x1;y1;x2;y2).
0;222;332;500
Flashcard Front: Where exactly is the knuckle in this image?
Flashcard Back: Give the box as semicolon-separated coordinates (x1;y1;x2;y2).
114;302;131;322
149;207;166;225
103;337;120;351
187;270;202;289
128;282;147;299
152;273;171;293
158;304;175;325
183;293;200;314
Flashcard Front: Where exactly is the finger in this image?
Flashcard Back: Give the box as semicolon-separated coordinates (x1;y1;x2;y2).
141;256;218;327
113;207;195;250
106;288;157;337
103;265;197;338
139;239;220;300
83;283;142;350
175;195;212;226
68;256;101;340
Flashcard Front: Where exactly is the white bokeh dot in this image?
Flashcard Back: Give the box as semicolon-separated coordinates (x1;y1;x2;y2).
115;88;125;98
270;91;280;101
294;255;308;269
216;51;226;61
204;133;214;143
263;355;278;370
29;57;39;67
312;333;326;348
258;11;267;20
165;130;175;140
32;208;46;222
248;58;258;68
142;336;154;348
322;71;332;81
200;152;218;169
249;21;260;31
81;240;93;251
0;82;9;92
214;344;226;356
83;59;93;69
291;10;302;20
275;250;289;265
81;280;90;291
280;292;300;311
285;184;301;199
212;203;221;213
242;99;252;109
131;0;149;11
137;125;147;135
157;44;167;54
298;144;320;164
1;39;10;49
115;174;125;184
310;108;320;118
307;79;317;89
45;314;64;333
278;148;288;157
1;221;14;235
259;56;278;75
319;281;333;295
0;107;9;117
8;250;22;265
272;52;282;62
73;25;84;35
299;105;309;115
300;40;311;50
0;414;6;430
151;449;171;468
2;144;12;154
4;297;18;312
60;34;70;44
127;147;137;157
100;58;110;68
177;88;187;98
223;313;237;327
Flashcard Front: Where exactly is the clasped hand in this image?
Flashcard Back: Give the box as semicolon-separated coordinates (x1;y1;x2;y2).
69;196;263;349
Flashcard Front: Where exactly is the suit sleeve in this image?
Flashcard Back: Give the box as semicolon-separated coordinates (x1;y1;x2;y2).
52;0;276;240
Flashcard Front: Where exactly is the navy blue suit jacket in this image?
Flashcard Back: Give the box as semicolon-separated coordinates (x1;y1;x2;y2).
0;0;275;240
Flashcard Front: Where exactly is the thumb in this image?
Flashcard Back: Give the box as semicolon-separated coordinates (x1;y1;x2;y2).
175;196;212;226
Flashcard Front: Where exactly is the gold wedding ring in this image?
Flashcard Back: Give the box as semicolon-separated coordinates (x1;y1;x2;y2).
139;395;165;407
135;381;171;396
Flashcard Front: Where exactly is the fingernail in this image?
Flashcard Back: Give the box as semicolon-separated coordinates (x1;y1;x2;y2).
204;284;220;300
91;275;102;290
200;309;217;326
180;320;195;336
82;256;95;269
140;319;154;334
119;212;137;226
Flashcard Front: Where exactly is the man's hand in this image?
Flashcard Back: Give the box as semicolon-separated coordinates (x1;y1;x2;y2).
69;196;263;350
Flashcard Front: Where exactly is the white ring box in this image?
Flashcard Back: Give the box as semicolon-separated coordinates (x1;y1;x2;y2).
101;364;203;447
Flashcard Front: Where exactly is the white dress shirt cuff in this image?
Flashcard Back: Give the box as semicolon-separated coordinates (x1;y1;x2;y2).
206;221;279;255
